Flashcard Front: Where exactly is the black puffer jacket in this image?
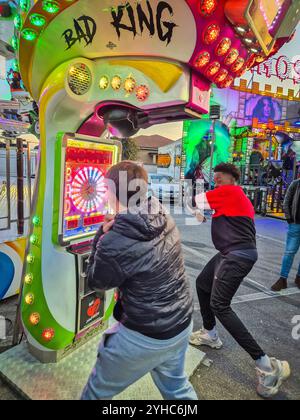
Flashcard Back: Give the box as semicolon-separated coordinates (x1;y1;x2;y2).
87;198;193;339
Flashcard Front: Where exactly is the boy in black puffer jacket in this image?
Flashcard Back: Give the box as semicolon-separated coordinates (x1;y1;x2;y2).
81;161;196;401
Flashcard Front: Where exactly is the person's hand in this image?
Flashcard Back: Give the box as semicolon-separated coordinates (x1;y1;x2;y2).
195;211;207;223
103;214;115;233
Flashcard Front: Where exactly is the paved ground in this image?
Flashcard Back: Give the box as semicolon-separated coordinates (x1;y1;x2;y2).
0;213;299;400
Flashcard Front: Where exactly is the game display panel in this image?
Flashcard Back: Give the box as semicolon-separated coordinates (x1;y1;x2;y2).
62;137;119;243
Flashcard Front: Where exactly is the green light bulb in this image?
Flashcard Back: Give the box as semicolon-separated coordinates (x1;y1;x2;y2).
14;15;22;31
12;60;19;72
20;0;30;12
30;14;47;27
42;1;60;14
32;215;41;226
30;234;39;245
21;29;37;42
11;36;19;51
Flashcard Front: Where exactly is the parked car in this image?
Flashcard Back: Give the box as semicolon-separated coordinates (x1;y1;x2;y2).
148;174;180;204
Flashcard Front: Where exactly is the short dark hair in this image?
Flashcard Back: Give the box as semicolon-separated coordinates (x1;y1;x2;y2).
214;163;241;182
106;161;148;206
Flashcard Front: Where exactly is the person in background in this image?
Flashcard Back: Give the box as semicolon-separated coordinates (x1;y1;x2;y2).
271;178;300;292
249;144;264;186
189;163;291;399
81;161;197;401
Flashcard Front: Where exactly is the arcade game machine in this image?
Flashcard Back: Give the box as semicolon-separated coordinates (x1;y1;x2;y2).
13;0;298;363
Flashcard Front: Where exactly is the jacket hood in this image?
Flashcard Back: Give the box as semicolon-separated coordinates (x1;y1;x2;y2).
113;197;168;241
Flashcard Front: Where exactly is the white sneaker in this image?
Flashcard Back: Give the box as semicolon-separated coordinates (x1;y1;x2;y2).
189;329;223;349
256;358;291;399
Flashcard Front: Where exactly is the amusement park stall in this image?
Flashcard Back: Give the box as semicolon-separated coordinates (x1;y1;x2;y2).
213;73;300;218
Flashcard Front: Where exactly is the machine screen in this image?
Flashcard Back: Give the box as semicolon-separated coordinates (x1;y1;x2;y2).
62;138;118;242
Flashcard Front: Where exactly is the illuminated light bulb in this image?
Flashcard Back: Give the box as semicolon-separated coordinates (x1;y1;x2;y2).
30;14;47;27
231;57;245;72
25;273;33;285
195;51;210;68
99;76;109;90
12;60;19;72
32;215;41;226
136;85;150;102
215;69;229;83
224;49;239;66
30;234;39;245
199;0;218;17
255;56;265;64
124;77;136;94
27;254;35;264
11;36;19;51
218;75;232;89
21;29;37;42
204;24;220;45
111;76;122;90
206;62;221;77
20;0;30;11
14;15;22;31
216;38;231;56
223;76;234;88
236;26;246;34
25;293;34;305
42;1;60;14
29;313;40;326
42;328;55;342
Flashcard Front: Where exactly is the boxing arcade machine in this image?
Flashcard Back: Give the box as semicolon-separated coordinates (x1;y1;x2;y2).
0;0;298;398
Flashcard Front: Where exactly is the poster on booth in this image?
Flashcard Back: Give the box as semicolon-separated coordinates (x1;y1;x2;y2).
0;238;26;300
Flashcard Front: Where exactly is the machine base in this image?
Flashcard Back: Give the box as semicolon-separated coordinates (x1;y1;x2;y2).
0;334;206;400
27;319;108;364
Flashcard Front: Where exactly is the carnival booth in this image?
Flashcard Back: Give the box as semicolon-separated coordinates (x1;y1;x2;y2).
227;79;300;218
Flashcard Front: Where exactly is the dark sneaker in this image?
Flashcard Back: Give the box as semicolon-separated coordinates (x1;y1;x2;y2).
295;276;300;289
271;278;288;292
256;359;291;399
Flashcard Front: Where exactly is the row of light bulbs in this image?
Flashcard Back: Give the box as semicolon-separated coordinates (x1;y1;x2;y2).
24;215;55;342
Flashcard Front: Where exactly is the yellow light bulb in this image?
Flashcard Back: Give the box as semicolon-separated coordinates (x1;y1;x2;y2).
25;273;33;285
124;77;136;93
111;76;122;90
99;76;109;90
25;293;34;305
29;313;40;326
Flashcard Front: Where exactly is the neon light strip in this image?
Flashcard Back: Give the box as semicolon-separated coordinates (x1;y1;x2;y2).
260;0;284;30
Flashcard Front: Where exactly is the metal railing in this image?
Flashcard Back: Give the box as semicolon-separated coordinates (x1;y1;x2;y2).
0;136;38;236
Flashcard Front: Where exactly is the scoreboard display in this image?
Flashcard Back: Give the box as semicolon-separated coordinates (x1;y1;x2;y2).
61;135;119;243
